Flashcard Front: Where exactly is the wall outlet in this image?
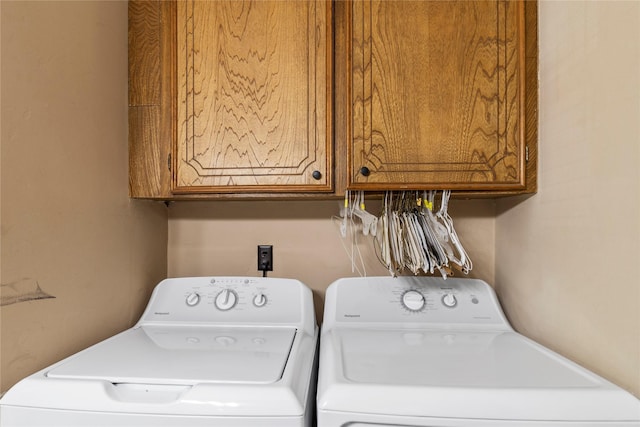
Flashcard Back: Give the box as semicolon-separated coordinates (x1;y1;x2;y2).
258;245;273;273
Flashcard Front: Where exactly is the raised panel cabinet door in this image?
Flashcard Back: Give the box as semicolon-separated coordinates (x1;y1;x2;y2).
349;0;527;191
175;0;332;193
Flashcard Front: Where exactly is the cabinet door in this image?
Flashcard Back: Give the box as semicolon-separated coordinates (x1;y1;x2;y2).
348;0;528;191
174;1;332;193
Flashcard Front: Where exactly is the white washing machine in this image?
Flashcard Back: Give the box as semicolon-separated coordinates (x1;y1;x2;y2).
317;276;640;426
0;276;318;426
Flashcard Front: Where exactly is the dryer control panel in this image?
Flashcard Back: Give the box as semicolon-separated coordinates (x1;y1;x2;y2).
325;276;510;329
138;277;315;334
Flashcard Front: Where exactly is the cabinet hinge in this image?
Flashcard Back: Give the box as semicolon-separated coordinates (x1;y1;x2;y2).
168;153;171;171
525;146;529;162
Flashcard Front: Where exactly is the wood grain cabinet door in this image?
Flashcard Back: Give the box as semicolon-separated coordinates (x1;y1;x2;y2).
348;0;529;191
174;1;332;193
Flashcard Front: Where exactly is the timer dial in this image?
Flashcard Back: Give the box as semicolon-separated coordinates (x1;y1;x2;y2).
402;290;425;311
215;289;238;311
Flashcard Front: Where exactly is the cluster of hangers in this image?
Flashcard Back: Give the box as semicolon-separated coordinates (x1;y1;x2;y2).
378;190;472;277
337;190;472;278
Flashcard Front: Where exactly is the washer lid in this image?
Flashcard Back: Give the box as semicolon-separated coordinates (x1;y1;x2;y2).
318;328;640;421
47;325;296;385
338;329;598;388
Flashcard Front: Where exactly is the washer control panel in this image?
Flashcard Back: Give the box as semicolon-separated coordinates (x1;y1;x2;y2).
330;276;509;327
140;277;312;327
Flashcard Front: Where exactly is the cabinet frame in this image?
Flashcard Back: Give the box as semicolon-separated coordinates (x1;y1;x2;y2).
128;0;537;200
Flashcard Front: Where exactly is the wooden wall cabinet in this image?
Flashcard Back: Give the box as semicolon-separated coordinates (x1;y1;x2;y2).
345;0;537;193
129;0;537;199
129;0;332;198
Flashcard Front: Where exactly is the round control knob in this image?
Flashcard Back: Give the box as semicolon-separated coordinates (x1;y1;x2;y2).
402;290;425;311
442;293;457;308
185;292;200;307
253;293;268;307
215;289;237;311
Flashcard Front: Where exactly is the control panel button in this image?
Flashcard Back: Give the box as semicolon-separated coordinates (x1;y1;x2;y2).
185;292;200;307
402;290;425;311
442;293;457;308
253;293;268;307
215;289;238;311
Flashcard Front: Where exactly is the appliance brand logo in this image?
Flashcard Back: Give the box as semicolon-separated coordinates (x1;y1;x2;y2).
154;311;170;315
343;314;361;318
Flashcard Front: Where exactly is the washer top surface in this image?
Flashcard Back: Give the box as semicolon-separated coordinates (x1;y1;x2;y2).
47;325;296;385
317;276;640;423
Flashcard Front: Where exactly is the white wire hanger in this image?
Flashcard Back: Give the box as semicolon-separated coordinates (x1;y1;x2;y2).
435;190;472;274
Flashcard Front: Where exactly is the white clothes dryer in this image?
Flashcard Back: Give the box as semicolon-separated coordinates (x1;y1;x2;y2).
1;276;318;426
317;276;640;426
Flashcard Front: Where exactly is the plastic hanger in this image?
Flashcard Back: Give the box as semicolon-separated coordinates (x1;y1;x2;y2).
351;191;378;236
332;190;368;276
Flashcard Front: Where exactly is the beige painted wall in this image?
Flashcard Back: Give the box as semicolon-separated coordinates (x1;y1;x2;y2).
496;1;640;397
167;199;495;322
0;1;167;392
